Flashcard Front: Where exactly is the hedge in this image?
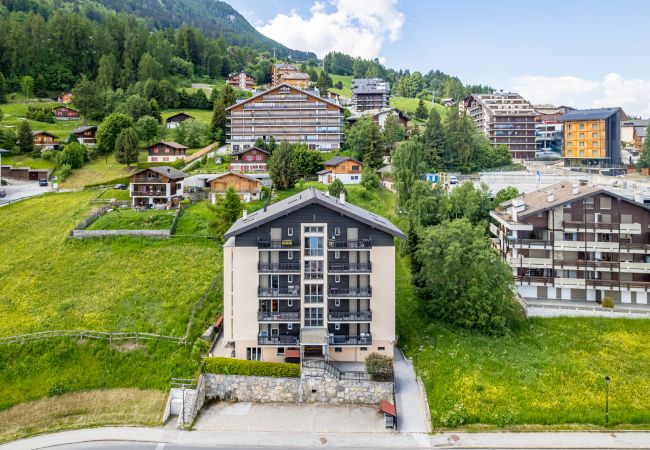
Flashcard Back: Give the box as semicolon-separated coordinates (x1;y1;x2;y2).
203;357;300;378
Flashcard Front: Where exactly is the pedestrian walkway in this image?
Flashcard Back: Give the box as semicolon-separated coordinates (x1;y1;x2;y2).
393;348;430;433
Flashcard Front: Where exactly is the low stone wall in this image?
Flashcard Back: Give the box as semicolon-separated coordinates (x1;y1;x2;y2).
70;229;171;238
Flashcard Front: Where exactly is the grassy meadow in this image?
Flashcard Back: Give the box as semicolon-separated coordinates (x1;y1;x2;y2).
87;208;176;230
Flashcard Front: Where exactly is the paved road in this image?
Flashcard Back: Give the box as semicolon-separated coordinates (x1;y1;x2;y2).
0;181;51;206
394;348;430;433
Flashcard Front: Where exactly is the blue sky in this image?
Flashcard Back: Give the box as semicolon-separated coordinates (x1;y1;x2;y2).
226;0;650;116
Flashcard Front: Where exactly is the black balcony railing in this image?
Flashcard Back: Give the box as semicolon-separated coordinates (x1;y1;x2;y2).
328;239;372;249
258;288;300;297
258;334;299;345
257;262;301;272
328;333;372;345
328;263;372;273
258;311;301;321
131;190;167;196
258;239;299;249
328;287;372;297
328;311;372;321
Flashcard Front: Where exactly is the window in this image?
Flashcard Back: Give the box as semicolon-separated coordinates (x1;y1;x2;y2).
564;232;576;241
334;323;340;330
304;236;324;256
592;141;598;147
334;298;340;307
287;227;293;237
305;284;323;303
335;275;340;283
567;133;573;138
335;251;340;259
585;197;595;209
305;260;323;279
288;275;293;283
351;175;359;181
246;347;261;361
579;141;585;147
579;133;584;139
580;150;585;156
378;347;385;351
592;123;598;129
600;197;611;210
567;142;573;147
579;124;585;130
277;347;285;356
360;347;368;351
334;227;341;236
592;133;598;138
288;299;293;307
304;226;324;233
568;124;573;130
288;251;293;260
334;347;342;353
304;307;323;326
288;323;293;330
351;165;360;171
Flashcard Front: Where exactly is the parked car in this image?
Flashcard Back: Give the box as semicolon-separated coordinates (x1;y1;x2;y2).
0;189;6;198
114;184;127;190
39;179;48;187
449;175;459;185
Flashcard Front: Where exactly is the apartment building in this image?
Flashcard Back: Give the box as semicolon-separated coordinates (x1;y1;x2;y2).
534;105;575;156
226;83;344;152
227;71;256;91
351;79;390;112
561;108;624;166
272;63;297;86
491;182;650;306
621;119;649;150
220;188;404;363
460;93;537;160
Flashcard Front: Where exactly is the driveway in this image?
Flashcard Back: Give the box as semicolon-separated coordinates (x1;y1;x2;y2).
0;181;51;206
394;348;430;433
194;402;389;433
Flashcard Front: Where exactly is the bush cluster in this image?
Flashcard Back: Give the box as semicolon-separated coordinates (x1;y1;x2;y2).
203;357;300;378
365;352;394;381
25;105;54;123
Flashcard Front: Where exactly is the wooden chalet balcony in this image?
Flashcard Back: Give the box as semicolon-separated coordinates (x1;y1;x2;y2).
328;311;372;322
258;311;300;322
328;287;372;298
587;279;650;291
258;334;299;345
257;262;301;273
131;189;167;196
515;275;554;285
328;262;372;273
327;239;372;249
257;239;300;249
328;333;372;346
258;287;300;298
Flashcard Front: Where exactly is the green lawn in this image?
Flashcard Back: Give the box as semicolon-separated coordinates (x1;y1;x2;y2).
96;188;131;201
61;155;137;189
173;201;220;237
87;208;176;230
390;96;448;119
329;74;353;97
2;154;55;170
0;190;222;336
162;108;213;126
0;101;92;139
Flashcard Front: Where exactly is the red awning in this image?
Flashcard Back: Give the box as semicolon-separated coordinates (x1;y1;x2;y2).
380;400;396;417
285;349;300;359
214;314;224;329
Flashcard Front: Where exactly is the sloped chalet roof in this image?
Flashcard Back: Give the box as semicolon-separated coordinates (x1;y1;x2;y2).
324;156;363;167
225;83;344;112
147;141;188;150
166;112;194;122
224;187;404;239
560;107;626;122
72;125;97;134
32;130;58;138
132;166;187;180
208;172;262;184
231;145;270;156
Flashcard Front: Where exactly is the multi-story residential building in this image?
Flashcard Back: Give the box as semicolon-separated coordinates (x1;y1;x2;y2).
561;108;625;166
491;182;650;306
317;156;363;185
226;83;344;152
272;63;298;86
219;188;404;363
534;105;575;156
227;71;256;90
128;166;187;208
460;93;537;160
621;119;649;150
279;72;311;89
351;79;390;112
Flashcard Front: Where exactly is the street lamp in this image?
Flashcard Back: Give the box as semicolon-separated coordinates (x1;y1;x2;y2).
604;374;610;425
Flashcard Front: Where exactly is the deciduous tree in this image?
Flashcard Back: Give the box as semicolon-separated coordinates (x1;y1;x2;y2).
114;127;140;167
72;76;102;124
96;113;134;154
269;142;298;190
16;120;34;154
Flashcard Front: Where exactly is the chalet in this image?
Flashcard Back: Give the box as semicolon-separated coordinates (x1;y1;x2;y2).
230;146;270;173
146;141;188;163
57;92;73;103
317;156;363;185
377;165;393;191
227;71;256;91
165;112;194;129
280;72;311;89
346;108;408;130
32;131;59;150
71;125;97;146
209;172;262;203
128;166;187;208
54;106;80;120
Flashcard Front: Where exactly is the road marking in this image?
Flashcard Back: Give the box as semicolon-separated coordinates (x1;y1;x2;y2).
155;443;166;450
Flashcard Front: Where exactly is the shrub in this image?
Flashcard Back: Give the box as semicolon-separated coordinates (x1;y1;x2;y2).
439;402;468;427
365;352;394;381
48;382;72;396
41;150;54;160
602;297;615;308
58;163;72;180
328;178;346;198
203;357;300;378
26;105;54;123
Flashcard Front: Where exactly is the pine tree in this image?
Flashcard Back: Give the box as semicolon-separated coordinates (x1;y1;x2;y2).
0;72;6;103
149;98;162;123
220;85;237;107
97;54;118;90
269;142;298;190
72;76;101;125
639;124;650;169
220;186;243;224
210;97;227;143
363;120;384;169
423;108;446;170
415;99;428;120
114;127;139;167
17;120;34;154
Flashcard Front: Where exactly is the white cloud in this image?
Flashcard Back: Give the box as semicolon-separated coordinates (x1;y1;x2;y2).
511;73;650;117
256;0;405;60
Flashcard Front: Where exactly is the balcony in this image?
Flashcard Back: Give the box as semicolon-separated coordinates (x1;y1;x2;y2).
258;239;299;249
328;311;372;322
328;262;372;273
587;279;650;291
515;275;554;285
328;287;372;298
328;333;372;346
507;237;551;249
131;190;167;197
258;262;301;273
258;311;300;322
258;334;299;345
258;287;300;298
328;239;372;249
553;259;619;269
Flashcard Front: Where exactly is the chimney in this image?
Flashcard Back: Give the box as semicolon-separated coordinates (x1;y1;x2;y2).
546;190;554;203
243;210;248;219
339;192;346;205
572;183;580;195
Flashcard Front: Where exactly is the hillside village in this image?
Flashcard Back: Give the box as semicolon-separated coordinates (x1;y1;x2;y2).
2;0;650;448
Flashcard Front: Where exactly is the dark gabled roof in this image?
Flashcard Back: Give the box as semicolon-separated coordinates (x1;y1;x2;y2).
316;169;331;175
225;83;344;112
224;188;404;239
32;130;58;138
231;145;270;156
324;156;363;167
560;108;624;122
147;141;188;150
166;112;194;122
54;105;78;111
71;125;97;134
132;166;187;180
208;172;262;184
